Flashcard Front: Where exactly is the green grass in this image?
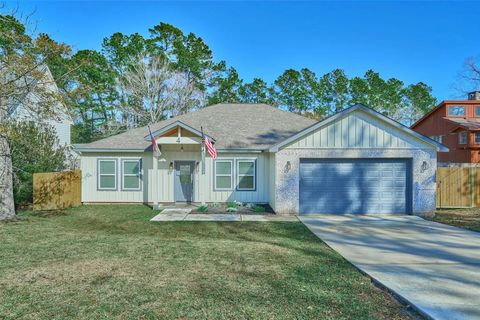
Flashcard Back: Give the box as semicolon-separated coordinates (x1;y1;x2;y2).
431;208;480;232
0;205;413;319
197;205;209;213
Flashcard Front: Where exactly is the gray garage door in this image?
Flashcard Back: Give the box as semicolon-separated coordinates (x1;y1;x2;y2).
299;159;411;214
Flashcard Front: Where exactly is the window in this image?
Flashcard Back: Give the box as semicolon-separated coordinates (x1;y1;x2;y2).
237;160;256;191
459;131;468;144
98;159;117;190
448;105;465;116
475;133;480;144
475;106;480;117
122;159;141;190
430;135;443;143
214;160;233;190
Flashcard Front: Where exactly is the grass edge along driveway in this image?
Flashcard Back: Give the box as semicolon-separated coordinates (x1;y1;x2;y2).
430;208;480;232
0;205;416;319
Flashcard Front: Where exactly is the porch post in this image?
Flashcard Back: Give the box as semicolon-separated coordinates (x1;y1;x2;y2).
198;140;206;206
201;132;206;205
152;150;159;209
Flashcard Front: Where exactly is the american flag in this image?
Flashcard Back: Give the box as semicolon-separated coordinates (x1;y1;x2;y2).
202;132;217;159
148;126;161;157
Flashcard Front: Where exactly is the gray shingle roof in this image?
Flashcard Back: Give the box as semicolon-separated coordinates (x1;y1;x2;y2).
74;104;317;151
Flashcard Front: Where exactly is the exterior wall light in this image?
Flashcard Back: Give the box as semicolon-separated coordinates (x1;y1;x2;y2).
421;161;429;173
169;162;174;171
195;161;200;173
284;161;291;173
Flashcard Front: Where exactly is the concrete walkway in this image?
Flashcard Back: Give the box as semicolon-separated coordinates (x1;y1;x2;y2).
151;209;298;222
299;214;480;320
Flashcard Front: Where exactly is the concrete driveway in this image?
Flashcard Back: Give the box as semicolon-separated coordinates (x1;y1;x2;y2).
299;214;480;320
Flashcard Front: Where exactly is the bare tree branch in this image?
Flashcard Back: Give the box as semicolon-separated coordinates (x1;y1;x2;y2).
120;53;204;126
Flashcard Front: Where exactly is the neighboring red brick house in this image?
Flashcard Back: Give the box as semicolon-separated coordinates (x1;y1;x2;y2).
411;91;480;164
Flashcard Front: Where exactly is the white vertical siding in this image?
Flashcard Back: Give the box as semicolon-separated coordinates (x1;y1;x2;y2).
286;110;429;149
80;149;271;204
80;152;149;203
49;122;71;146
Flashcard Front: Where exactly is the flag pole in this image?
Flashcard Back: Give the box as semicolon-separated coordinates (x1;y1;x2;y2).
149;125;159;209
201;126;206;205
201;126;206;175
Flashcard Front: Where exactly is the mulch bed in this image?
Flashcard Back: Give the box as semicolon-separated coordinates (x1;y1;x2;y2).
191;203;275;215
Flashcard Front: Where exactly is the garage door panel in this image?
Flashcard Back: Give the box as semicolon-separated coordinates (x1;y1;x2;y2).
299;159;410;214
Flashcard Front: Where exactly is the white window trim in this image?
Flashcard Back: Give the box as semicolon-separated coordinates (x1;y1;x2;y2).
214;159;233;191
98;159;117;191
475;106;480;117
121;159;142;191
448;105;466;116
475;132;480;144
459;131;468;144
236;159;256;191
430;135;443;144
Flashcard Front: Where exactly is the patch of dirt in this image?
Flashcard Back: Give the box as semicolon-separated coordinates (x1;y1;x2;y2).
431;208;480;231
0;259;135;286
31;210;69;218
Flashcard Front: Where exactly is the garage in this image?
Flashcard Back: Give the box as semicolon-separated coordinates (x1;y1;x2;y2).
299;159;411;215
269;104;448;216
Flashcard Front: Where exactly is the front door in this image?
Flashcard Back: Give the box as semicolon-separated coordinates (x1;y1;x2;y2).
174;161;195;202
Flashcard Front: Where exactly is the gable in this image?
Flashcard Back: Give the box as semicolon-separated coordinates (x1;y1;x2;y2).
284;109;435;150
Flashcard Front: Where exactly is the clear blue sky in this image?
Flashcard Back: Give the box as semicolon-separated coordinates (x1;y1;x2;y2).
8;1;480;100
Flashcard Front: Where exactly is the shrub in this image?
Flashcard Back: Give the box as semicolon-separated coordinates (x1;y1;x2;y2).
226;207;238;213
253;205;265;213
5;122;70;207
234;200;243;207
245;203;255;209
228;200;243;208
197;205;208;213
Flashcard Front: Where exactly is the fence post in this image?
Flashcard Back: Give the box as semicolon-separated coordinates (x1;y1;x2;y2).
471;167;475;208
438;179;442;209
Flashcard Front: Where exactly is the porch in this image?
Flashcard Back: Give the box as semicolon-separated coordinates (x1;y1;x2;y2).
148;122;270;207
150;210;297;222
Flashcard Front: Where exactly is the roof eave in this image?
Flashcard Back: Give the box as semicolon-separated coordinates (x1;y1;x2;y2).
217;149;264;153
73;147;146;153
143;120;216;142
411;101;445;128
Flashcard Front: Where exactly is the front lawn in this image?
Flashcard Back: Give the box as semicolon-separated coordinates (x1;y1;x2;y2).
0;205;413;319
431;208;480;232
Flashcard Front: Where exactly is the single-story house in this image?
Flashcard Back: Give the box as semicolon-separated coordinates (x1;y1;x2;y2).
74;103;447;215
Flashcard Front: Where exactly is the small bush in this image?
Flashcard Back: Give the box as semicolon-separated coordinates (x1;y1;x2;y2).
234;200;243;207
197;205;208;213
253;205;265;213
226;207;238;213
245;203;255;209
5;121;70;207
228;200;244;208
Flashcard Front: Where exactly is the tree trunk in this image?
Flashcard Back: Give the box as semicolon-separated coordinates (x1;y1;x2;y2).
0;134;16;220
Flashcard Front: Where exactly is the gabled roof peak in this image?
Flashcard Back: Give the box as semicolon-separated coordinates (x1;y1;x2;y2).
269;104;448;152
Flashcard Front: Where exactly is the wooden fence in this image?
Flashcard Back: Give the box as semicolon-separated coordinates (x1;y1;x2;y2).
437;167;480;208
33;170;82;211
